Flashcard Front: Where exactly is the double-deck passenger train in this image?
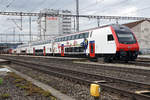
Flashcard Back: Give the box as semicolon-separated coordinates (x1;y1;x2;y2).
11;24;139;62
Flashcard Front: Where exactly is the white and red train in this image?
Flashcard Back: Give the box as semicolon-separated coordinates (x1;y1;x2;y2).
11;24;139;62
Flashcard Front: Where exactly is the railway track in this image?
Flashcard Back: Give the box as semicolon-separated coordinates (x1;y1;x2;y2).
2;55;150;79
1;55;150;83
2;57;150;100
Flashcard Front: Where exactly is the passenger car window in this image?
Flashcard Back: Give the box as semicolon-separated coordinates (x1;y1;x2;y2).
64;37;67;41
75;34;79;39
108;34;114;41
85;32;89;38
71;35;75;40
67;36;69;41
63;37;65;41
60;38;62;41
68;36;71;40
79;34;83;39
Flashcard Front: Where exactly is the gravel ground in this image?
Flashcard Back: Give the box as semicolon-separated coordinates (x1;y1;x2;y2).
7;56;150;84
0;71;56;100
0;56;148;100
9;64;130;100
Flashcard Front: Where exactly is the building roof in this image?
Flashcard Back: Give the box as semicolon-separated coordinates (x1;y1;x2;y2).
124;20;150;28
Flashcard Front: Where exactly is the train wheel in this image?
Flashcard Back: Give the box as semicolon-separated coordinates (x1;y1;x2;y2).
104;57;113;63
89;57;98;62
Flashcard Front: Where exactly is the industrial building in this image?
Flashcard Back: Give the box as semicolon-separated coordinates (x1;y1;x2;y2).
124;20;150;54
38;9;72;40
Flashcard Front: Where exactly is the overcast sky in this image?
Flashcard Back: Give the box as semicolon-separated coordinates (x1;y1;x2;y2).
0;0;150;42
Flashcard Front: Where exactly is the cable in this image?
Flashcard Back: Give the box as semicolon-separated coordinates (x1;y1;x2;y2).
34;0;58;12
6;0;15;8
57;0;75;11
0;0;16;12
81;0;129;14
98;0;130;13
79;0;105;11
28;0;49;12
122;6;150;16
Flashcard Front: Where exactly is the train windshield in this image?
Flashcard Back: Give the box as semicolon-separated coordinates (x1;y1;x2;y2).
115;30;136;44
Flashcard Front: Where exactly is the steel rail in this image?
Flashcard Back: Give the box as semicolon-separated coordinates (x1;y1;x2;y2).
10;59;150;100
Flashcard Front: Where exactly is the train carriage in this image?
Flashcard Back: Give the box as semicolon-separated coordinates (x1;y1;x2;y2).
53;31;89;57
11;24;139;62
53;24;139;61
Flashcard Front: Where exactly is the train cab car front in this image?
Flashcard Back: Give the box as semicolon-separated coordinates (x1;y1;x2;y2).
111;25;139;61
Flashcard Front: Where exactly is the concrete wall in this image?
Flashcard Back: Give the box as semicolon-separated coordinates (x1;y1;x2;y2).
131;21;150;54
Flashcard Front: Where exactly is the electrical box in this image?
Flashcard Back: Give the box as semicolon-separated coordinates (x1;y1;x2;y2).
90;84;100;97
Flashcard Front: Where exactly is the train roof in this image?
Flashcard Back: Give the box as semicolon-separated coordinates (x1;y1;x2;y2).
54;24;129;39
112;24;132;32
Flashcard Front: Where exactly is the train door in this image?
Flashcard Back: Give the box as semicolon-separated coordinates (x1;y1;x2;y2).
43;46;46;56
9;49;12;54
25;49;27;55
33;48;35;56
61;44;64;56
89;41;95;57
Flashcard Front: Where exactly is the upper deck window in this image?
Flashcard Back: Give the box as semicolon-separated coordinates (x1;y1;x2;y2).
79;34;83;39
75;34;79;39
64;37;67;41
71;35;75;40
83;32;89;38
68;36;71;40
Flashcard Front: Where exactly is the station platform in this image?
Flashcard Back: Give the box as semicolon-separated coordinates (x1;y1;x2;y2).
1;54;87;61
0;59;11;65
75;61;150;71
138;55;150;59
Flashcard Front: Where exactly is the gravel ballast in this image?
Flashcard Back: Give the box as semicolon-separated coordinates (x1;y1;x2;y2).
0;70;56;100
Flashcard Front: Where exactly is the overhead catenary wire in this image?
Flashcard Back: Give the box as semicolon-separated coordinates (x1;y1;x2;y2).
80;0;130;16
1;0;16;12
122;6;150;16
79;0;105;12
6;0;15;8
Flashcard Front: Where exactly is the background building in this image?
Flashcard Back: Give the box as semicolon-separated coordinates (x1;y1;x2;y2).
124;20;150;54
38;9;72;40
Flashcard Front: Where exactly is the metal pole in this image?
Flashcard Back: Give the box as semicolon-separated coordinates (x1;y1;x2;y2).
97;18;100;27
29;16;32;42
13;27;15;42
76;0;79;32
44;13;47;40
6;34;7;43
39;18;42;40
116;18;119;24
20;12;23;31
74;17;76;32
19;33;21;43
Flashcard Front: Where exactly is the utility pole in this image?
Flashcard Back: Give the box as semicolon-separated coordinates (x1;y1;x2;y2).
44;13;47;40
97;18;100;27
74;17;76;32
19;32;21;43
29;16;32;42
20;12;23;31
13;27;15;42
39;18;42;40
76;0;79;32
116;18;119;24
